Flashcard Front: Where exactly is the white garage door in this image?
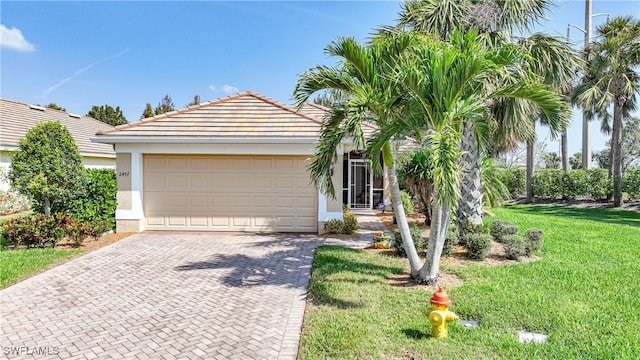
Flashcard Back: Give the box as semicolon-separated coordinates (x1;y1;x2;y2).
143;155;317;232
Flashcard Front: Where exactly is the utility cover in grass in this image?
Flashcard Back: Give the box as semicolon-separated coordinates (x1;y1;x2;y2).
518;331;548;344
459;320;479;328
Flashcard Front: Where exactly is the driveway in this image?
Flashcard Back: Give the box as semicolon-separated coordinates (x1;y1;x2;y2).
0;232;369;359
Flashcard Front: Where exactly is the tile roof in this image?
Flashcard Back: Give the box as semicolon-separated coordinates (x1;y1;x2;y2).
298;101;379;139
0;98;115;157
95;91;323;141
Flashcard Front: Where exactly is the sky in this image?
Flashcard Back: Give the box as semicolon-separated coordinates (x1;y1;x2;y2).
1;0;639;157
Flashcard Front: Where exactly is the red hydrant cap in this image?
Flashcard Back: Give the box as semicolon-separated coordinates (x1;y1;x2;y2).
430;287;452;307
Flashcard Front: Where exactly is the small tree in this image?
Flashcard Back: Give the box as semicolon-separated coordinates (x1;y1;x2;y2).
569;152;583;170
186;95;201;107
87;104;127;126
543;152;561;169
8;121;85;216
141;103;154;119
44;103;66;111
154;94;175;115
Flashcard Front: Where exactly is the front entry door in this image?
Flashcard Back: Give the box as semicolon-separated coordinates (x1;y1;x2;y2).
348;159;373;209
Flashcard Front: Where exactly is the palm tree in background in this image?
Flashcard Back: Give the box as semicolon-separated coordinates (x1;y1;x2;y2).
573;16;640;207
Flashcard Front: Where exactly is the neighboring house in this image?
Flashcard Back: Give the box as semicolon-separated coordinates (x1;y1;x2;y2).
94;91;391;234
0;98;116;191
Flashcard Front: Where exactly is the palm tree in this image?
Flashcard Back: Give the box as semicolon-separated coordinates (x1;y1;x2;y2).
572;16;640;207
395;0;576;223
293;32;427;276
295;29;567;284
393;29;567;283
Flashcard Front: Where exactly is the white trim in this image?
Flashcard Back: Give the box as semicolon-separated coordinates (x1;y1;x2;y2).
113;142;316;156
0;146;115;159
317;190;342;222
93;136;317;144
116;152;144;220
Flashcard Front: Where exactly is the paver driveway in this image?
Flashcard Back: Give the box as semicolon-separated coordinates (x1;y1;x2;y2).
1;232;368;359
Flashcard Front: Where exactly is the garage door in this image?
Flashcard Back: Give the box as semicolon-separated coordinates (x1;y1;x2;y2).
143;155;317;232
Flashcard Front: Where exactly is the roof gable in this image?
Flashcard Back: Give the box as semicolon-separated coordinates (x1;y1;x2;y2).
0;98;115;156
96;91;323;141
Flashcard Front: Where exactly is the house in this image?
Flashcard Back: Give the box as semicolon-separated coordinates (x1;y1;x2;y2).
0;98;116;191
93;91;389;234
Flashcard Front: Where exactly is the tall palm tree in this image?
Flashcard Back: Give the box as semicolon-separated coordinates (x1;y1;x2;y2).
395;0;576;224
573;16;640;207
293;32;427;276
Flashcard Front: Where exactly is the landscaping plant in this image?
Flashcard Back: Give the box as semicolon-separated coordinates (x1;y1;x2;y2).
463;232;492;260
503;234;527;260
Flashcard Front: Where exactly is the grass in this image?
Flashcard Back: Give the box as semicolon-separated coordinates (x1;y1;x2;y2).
299;205;640;359
0;247;84;288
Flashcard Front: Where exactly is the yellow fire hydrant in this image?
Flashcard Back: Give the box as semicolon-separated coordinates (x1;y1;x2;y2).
423;287;459;339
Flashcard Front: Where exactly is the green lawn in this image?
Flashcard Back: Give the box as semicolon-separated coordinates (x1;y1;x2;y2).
299;205;640;359
0;248;84;288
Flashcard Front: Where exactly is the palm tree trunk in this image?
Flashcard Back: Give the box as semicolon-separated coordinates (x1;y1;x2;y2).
612;103;623;207
526;138;535;203
418;187;451;285
561;130;569;171
383;142;423;275
457;121;483;235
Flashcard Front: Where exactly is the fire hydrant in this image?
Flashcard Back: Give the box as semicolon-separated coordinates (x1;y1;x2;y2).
423;287;459;339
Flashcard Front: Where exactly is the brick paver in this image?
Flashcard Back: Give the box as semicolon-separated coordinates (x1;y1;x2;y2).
0;217;381;359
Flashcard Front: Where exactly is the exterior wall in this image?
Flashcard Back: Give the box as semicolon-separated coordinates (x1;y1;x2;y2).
116;219;144;233
114;151;144;233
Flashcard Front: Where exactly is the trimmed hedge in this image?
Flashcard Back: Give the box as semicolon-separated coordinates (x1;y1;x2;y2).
623;167;640;199
2;213;93;248
323;209;359;234
463;232;492;260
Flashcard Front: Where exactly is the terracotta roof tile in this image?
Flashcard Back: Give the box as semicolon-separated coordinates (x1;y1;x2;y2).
96;91;322;140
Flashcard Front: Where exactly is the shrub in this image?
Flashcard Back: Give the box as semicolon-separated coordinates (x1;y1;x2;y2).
65;219;92;247
503;234;527;260
499;167;526;198
43;169;117;229
442;227;459;257
490;220;517;242
563;170;590;199
464;232;492;260
525;228;544;255
623;167;640;199
323;209;359;235
392;190;415;215
394;224;424;257
2;213;68;248
342;210;359;234
532;169;564;198
588;168;612;200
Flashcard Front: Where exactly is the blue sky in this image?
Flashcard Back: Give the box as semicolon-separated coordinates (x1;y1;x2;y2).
1;1;639;157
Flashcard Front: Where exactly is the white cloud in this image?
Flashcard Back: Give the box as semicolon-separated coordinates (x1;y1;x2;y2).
44;48;129;97
0;24;35;52
209;84;239;94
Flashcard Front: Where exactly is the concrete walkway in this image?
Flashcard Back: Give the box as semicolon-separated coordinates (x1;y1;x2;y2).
0;212;386;359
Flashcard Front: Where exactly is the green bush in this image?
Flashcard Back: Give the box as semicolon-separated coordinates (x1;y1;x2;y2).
563;170;590;199
623;167;640;199
490;220;517;242
394;224;424;257
588;168;612;200
463;232;492;260
525;228;544;255
44;169;117;229
532;169;565;198
499;167;526;198
442;227;459;257
323;209;359;235
503;234;527;260
392;190;414;215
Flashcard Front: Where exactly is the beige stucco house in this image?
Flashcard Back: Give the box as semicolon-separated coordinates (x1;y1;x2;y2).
0;98;116;191
93;91;388;234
